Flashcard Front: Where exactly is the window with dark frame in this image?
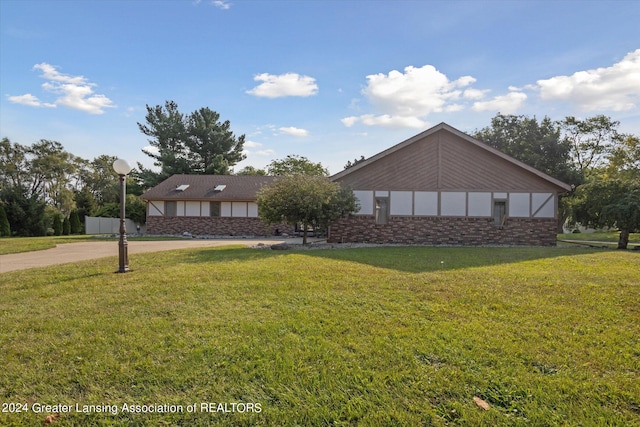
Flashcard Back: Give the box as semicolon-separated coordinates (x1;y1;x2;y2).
165;201;177;217
493;200;507;226
375;197;389;225
210;201;221;217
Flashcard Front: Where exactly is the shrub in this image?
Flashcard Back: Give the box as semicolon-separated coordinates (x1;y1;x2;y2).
69;210;82;234
0;206;10;237
52;213;63;236
62;217;71;235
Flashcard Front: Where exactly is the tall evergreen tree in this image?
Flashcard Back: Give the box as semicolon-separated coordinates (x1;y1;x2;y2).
62;216;71;235
52;212;63;236
69;210;82;234
186;107;246;174
136;101;246;187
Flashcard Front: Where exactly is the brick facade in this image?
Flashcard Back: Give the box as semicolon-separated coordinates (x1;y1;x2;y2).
328;216;558;246
146;216;294;237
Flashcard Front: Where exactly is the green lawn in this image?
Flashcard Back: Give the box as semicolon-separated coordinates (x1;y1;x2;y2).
2;232;637;255
558;231;640;245
0;235;95;255
0;235;188;255
1;246;638;426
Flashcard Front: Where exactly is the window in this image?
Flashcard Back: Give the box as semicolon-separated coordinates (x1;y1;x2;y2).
165;201;177;217
493;200;506;226
375;197;389;225
210;201;221;217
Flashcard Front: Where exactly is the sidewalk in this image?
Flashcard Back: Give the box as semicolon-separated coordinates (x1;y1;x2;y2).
0;238;301;273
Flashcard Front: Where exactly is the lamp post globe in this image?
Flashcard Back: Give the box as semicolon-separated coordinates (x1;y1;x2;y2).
113;159;132;273
113;158;132;175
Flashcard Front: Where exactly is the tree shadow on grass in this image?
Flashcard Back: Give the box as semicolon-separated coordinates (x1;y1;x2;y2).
182;244;606;274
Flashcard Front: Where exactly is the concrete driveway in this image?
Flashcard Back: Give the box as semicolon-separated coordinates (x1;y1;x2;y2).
0;238;297;273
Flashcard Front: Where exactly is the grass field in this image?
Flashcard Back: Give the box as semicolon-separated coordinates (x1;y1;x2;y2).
0;235;188;255
0;235;95;255
558;231;640;246
0;245;638;426
1;232;638;256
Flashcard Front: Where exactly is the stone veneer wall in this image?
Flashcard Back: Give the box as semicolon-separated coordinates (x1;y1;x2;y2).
328;216;558;246
146;216;294;237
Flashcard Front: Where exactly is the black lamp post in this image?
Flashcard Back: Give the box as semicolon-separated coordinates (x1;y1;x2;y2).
113;159;132;273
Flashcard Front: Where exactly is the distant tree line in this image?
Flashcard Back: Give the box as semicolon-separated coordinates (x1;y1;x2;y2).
0;138;147;236
472;114;639;248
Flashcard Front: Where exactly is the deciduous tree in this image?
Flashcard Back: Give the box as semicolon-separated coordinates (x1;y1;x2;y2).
606;134;640;180
570;179;640;249
256;175;358;244
266;155;328;176
236;166;267;175
559;115;621;177
474;114;580;185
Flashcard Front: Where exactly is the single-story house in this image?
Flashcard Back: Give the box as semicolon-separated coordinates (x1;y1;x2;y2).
140;175;292;236
141;122;571;245
328;122;571;246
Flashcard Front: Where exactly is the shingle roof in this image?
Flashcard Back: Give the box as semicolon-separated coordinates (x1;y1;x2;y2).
140;175;276;201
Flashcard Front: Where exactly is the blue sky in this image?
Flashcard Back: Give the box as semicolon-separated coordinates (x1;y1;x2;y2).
1;0;639;175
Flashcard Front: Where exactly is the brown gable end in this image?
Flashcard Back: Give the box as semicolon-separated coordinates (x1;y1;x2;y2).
331;123;571;193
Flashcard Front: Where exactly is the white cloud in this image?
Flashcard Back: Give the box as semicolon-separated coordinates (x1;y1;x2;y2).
244;140;263;148
444;104;464;112
7;63;114;114
342;64;483;129
362;65;476;116
279;126;309;137
242;140;275;159
255;149;276;157
341;116;359;127
463;88;489;100
472;91;528;113
246;73;318;98
536;49;640;111
212;0;231;10
7;93;55;108
342;114;427;129
34;63;86;85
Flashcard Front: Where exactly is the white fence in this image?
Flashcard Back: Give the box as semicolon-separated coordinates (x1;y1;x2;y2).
85;216;140;235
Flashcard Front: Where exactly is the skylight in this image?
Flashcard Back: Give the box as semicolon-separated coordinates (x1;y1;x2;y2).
176;184;190;191
214;184;227;192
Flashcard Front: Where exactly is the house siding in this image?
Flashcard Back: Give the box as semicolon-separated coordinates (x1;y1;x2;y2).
146;216;293;237
328;216;558;246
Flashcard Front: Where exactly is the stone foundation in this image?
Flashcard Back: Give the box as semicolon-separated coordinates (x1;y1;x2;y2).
146;216;294;237
328;216;558;246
